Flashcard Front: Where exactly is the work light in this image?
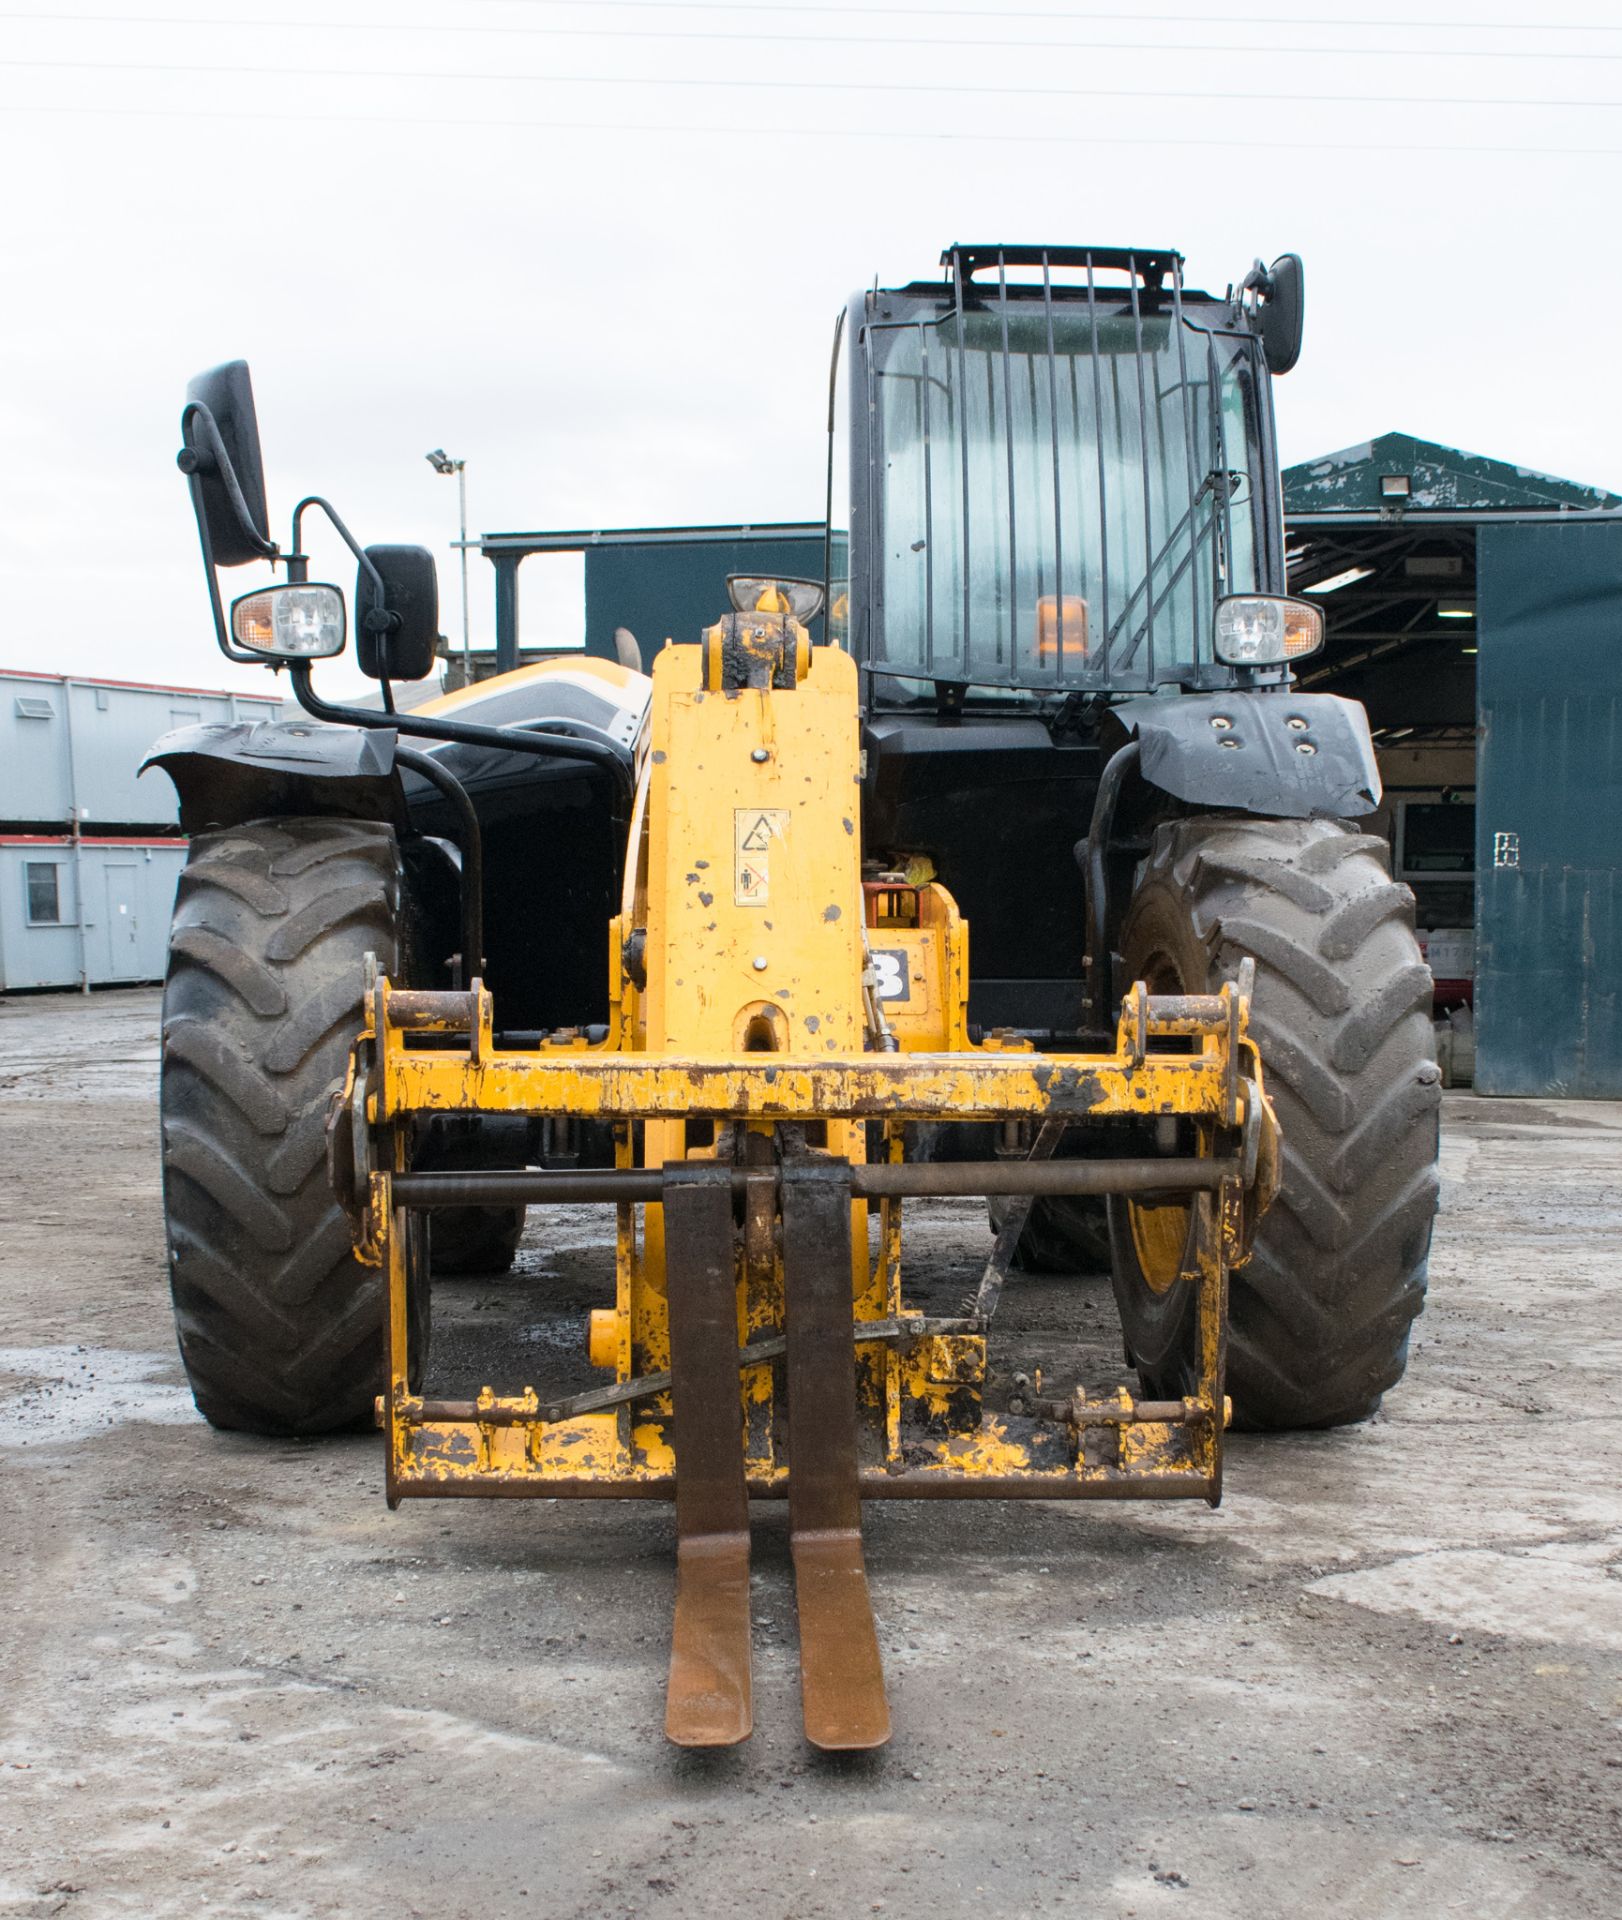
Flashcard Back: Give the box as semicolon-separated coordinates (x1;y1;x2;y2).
1213;594;1323;667
230;584;347;660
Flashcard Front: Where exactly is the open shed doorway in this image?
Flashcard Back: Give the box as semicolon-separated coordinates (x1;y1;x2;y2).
1285;519;1480;1020
1284;428;1622;1095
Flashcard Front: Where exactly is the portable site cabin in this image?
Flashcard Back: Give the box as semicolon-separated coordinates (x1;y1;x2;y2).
0;670;281;991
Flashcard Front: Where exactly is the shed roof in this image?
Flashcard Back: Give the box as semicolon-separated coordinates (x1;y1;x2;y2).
1283;431;1621;516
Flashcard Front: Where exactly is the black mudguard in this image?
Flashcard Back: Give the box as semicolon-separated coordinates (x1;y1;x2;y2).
1110;690;1380;819
142;719;407;835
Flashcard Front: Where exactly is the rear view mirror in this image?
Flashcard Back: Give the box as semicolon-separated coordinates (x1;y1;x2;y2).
179;360;274;567
356;544;440;681
1257;253;1304;375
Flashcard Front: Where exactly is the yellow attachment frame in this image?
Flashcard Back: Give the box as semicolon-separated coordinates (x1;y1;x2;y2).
350;969;1264;1505
331;621;1281;1748
333;626;1275;1516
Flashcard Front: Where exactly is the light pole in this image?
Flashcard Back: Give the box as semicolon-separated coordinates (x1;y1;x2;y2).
425;448;470;685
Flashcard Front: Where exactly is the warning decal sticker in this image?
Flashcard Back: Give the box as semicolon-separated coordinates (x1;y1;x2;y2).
734;807;789;905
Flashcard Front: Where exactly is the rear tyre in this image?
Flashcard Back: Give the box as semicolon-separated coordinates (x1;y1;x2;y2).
419;1121;528;1276
428;1204;526;1277
988;1193;1112;1274
159;816;428;1435
1108;815;1440;1429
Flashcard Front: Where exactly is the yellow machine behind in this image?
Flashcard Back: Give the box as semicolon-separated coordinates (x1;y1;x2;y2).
330;587;1280;1749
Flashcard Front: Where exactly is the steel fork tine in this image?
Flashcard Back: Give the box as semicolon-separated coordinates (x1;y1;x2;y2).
663;1164;753;1747
783;1156;891;1752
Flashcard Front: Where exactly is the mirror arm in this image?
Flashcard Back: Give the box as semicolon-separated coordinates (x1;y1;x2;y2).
177;401;280;666
291;496;386;598
177;402;279;561
289;495;399;649
285;663;636;804
183;464;269;667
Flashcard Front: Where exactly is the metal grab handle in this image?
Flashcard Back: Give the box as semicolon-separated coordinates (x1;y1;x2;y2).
944;244;1181;286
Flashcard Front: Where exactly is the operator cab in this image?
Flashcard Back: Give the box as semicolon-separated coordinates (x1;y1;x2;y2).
829;245;1314;1037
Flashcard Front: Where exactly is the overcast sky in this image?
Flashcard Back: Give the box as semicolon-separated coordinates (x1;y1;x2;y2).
3;0;1619;698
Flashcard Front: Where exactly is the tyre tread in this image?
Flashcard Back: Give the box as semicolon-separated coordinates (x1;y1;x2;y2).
160;816;411;1435
1115;814;1440;1429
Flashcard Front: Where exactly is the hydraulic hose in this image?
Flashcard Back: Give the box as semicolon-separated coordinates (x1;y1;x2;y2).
1080;740;1140;1038
392;745;484;984
288;662;635;805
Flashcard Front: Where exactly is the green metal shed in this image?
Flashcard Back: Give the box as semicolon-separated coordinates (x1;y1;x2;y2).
1284;433;1622;1097
468;462;1622;1098
476;523;828;674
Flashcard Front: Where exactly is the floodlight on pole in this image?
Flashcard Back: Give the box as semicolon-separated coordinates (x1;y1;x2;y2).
425;448;470;682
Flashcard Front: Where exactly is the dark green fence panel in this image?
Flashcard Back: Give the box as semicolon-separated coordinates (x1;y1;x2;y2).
585;536;826;659
1475;521;1622;1096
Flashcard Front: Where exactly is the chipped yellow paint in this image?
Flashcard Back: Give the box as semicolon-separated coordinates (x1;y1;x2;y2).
924;1335;986;1386
386;1408;1216;1497
906;1417;1033;1478
880;1122;904;1464
377;1045;1235;1122
632;1420;675;1477
636;641;878;1474
1118;1420;1179;1470
398;1412;663;1487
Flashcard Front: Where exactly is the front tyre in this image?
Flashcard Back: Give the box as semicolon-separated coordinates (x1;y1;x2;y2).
159;816;428;1435
1108;815;1440;1429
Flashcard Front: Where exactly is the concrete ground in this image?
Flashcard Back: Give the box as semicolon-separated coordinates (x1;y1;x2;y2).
2;987;1619;1920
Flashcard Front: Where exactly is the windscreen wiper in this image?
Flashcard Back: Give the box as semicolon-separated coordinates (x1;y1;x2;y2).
1106;468;1247;672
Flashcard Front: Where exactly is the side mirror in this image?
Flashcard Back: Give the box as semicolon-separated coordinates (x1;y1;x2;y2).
356;544;440;681
179;361;274;567
1257;253;1304;375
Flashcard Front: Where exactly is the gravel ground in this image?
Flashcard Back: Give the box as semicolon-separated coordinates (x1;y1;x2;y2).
1;987;1619;1920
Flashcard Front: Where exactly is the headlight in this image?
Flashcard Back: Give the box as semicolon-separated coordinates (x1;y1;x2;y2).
1214;594;1323;666
230;584;346;660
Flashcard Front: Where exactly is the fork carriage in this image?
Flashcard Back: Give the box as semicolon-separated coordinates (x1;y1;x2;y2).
328;631;1279;1749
